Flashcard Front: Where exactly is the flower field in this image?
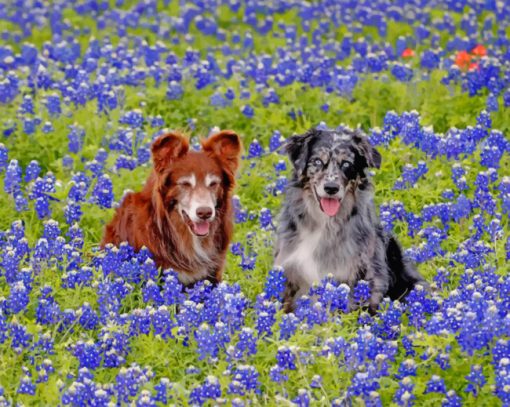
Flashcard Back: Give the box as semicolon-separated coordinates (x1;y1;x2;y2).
1;0;510;405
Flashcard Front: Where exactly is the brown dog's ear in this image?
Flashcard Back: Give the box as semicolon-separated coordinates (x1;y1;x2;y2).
151;132;189;173
202;130;242;174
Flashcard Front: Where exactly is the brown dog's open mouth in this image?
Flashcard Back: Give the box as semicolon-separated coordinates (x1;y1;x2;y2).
182;211;210;236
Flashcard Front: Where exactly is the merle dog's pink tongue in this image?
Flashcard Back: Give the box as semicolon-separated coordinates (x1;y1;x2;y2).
193;221;210;236
320;198;340;216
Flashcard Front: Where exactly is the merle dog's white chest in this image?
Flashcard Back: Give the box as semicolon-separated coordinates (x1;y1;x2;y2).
277;222;360;290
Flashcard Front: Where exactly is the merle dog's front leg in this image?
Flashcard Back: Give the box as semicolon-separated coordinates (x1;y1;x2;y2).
283;279;299;313
364;251;390;315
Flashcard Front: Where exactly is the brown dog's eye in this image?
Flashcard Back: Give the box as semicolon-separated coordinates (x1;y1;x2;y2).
209;181;219;188
179;182;192;188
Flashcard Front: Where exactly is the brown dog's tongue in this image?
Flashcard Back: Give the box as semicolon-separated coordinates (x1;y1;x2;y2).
193;221;210;236
320;198;340;216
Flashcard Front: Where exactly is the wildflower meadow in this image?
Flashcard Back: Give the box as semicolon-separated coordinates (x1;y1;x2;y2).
1;0;510;405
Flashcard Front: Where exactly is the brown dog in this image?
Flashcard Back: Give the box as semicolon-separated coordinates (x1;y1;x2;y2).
101;130;242;285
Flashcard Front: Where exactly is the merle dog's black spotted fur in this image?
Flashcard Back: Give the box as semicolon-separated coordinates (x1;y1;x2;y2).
274;127;426;314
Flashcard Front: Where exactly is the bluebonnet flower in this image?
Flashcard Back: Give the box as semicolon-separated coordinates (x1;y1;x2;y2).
393;377;415;406
24;160;41;182
274;160;286;174
72;340;102;369
486;93;499;111
248;139;264;158
4;159;22;195
35;196;50;219
264;267;286;301
269;365;288;383
292;388;311;406
276;346;297;370
154;378;173;404
19;94;34;114
269;131;284;152
41;121;54;133
353;280;371;304
259;208;274;230
17;375;35;395
10;321;33;352
225;88;235;100
68;125;85;154
8;196;22;218
114;364;153;403
435;352;451;370
433;268;450;289
477;110;492;128
100;329;130;368
91;174;113;208
347;371;380;399
189;376;221;405
279;313;299;340
391;63;413;82
77;303;99;330
151;306;176;339
233;327;257;359
44;93;61;116
395;359;417;379
0;313;7;345
425;375;447;394
120;109;144;128
210;91;230;107
228;365;261;395
441;390;462;407
62;155;73;168
0;143;8;171
166;81;183;100
136;390;157;407
22;117;38;135
8;281;30;314
255;294;278;337
464;364;486;396
241;105;254;118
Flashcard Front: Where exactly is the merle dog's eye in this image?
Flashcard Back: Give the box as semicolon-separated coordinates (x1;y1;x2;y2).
312;158;323;167
341;161;352;170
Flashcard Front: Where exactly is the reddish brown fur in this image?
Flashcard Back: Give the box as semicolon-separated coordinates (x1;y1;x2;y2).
101;130;242;285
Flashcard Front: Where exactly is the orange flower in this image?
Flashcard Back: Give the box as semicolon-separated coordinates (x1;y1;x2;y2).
468;62;479;71
401;48;415;58
455;50;471;69
471;44;487;57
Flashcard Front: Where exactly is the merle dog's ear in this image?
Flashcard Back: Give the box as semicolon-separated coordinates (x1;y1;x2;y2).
353;130;381;169
151;132;189;173
284;130;318;176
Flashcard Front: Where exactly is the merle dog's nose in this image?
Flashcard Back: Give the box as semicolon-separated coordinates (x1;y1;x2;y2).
324;182;340;195
196;206;213;220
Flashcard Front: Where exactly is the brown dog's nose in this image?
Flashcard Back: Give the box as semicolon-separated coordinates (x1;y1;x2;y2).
196;206;213;220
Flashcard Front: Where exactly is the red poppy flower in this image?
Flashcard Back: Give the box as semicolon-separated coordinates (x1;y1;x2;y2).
401;48;415;58
471;44;487;57
468;62;479;71
455;50;471;69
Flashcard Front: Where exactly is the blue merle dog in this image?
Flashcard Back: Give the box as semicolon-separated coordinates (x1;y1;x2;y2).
274;126;426;313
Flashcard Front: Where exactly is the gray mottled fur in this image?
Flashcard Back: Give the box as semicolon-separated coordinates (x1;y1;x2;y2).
274;127;425;313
